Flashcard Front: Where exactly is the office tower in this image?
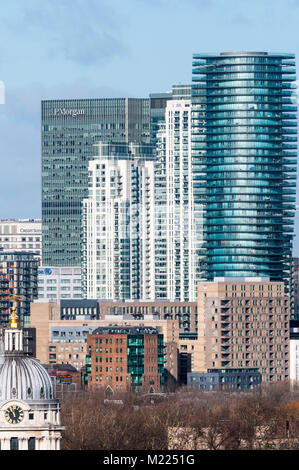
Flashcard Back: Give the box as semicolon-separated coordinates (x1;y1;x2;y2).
154;117;167;298
41;98;150;267
31;300;178;383
149;85;192;145
0;219;42;260
37;266;83;302
149;91;172;145
197;278;290;383
154;86;202;301
82;142;155;300
172;84;192;100
192;52;297;283
0;252;38;328
86;325;164;393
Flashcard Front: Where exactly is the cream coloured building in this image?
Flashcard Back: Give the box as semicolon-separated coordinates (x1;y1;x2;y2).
37;266;83;301
154;97;202;301
0;219;41;260
30;301;180;383
0;309;64;450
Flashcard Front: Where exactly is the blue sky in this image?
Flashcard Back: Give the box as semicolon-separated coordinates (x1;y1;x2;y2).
1;0;299;251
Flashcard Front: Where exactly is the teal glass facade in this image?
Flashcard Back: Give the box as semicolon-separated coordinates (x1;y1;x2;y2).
42;98;150;266
192;52;297;283
127;333;164;391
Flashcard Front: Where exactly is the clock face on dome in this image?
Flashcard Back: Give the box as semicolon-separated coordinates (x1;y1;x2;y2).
5;405;24;424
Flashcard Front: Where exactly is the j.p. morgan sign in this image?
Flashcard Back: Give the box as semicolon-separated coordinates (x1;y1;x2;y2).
53;108;85;118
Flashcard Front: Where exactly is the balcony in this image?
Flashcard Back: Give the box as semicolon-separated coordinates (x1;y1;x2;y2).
221;331;230;337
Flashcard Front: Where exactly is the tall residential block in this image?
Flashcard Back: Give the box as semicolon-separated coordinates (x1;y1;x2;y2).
41;98;150;267
82;142;155;300
0;252;38;328
154;85;202;301
0;273;9;322
191;52;297;283
30;300;179;383
197;278;290;383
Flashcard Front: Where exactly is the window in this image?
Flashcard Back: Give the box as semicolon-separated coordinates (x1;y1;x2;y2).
10;438;19;450
28;437;35;450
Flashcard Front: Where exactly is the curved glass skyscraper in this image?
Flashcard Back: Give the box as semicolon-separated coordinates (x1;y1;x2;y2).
192;52;297;282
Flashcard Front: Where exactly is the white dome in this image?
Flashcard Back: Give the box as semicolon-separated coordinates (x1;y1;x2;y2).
0;354;55;402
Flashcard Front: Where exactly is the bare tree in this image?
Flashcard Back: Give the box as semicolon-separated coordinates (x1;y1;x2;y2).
60;383;299;450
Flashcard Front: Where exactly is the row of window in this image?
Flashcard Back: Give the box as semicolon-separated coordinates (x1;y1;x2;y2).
94;337;123;344
93;375;128;382
5;437;35;451
94;347;123;353
39;294;82;299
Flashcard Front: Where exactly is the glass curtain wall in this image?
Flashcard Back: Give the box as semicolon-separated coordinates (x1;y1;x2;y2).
192;52;297;284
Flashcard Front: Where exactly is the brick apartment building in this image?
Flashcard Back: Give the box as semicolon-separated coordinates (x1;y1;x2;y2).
197;278;290;383
86;326;164;393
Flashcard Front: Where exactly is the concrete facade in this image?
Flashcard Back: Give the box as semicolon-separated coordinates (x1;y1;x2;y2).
0;219;41;260
37;266;83;301
95;300;197;332
30;301;179;383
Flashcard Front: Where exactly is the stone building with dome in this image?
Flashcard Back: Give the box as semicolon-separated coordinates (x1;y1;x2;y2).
0;306;64;450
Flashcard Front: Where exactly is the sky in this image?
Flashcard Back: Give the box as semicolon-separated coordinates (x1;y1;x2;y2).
1;0;299;251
